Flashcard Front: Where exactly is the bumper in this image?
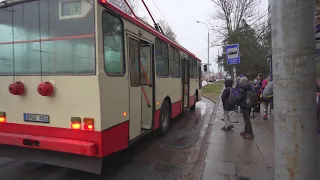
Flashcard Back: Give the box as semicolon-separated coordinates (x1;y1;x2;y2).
0;132;97;156
0;144;103;174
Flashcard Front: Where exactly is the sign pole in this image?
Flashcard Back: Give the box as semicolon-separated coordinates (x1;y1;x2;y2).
233;65;237;84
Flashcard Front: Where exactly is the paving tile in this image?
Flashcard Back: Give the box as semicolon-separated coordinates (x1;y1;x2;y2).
236;160;273;180
201;172;237;180
202;160;236;175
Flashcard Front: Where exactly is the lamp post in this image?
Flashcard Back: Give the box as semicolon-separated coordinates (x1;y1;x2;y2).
196;21;210;77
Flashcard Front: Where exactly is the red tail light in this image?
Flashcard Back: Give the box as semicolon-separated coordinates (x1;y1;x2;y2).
83;118;94;131
99;0;107;4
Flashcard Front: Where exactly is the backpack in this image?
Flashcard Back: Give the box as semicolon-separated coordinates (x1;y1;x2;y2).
226;87;238;110
245;89;258;108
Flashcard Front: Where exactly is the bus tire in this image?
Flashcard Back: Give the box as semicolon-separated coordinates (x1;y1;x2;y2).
157;100;171;136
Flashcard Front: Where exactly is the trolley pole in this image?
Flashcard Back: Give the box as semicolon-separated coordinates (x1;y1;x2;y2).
272;0;318;179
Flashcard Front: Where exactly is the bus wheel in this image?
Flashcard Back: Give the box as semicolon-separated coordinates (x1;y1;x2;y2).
158;100;171;136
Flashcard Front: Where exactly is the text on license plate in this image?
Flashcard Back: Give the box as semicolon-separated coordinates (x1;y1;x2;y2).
23;113;50;123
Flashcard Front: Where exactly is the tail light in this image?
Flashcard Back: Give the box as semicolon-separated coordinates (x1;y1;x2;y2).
83;117;94;131
71;117;81;130
0;112;6;123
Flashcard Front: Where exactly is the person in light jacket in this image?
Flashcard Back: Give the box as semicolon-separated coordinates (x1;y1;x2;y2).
262;81;273;120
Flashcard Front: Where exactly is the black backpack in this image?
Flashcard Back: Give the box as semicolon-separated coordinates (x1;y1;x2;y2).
226;87;238;110
244;89;258;108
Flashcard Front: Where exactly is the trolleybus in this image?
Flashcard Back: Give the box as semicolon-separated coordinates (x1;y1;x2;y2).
0;0;202;173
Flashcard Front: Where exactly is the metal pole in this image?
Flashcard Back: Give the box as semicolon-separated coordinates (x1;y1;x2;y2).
233;65;236;84
272;0;318;179
207;31;210;75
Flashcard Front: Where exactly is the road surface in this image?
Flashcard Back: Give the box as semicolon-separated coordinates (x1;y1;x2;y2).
0;98;215;180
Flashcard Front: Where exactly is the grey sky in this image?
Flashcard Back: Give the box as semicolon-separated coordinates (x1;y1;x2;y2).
137;0;268;73
0;0;268;73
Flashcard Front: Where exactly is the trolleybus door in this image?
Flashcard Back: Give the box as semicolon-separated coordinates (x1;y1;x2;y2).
140;43;154;130
181;58;190;108
128;37;154;140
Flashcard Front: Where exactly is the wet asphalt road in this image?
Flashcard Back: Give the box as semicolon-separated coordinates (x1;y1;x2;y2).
0;98;215;180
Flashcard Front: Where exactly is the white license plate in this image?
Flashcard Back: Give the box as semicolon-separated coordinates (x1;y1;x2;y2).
23;113;50;123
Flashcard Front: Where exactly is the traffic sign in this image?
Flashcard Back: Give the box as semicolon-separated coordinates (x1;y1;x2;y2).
226;44;240;65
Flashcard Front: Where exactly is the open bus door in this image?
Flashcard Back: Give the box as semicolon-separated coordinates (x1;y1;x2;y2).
181;58;190;108
127;36;155;140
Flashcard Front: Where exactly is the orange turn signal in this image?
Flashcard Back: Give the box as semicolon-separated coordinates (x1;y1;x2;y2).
71;117;81;130
0;112;6;123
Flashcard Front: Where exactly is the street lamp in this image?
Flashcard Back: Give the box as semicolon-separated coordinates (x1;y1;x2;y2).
196;21;210;75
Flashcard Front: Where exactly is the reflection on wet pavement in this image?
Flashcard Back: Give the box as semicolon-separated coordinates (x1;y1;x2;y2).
0;98;215;180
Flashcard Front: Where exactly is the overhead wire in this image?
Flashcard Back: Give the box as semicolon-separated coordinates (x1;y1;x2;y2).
150;0;169;25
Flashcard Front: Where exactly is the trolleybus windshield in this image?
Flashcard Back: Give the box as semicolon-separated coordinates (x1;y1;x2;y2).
0;0;95;75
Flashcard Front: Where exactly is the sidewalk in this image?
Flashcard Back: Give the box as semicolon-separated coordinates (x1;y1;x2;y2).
200;100;320;180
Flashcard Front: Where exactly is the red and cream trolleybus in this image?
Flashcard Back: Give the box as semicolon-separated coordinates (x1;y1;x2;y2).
0;0;202;174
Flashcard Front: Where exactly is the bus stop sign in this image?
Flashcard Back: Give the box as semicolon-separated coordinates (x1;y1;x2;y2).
226;44;240;65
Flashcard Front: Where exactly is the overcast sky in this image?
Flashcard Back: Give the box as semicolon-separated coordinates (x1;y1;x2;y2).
137;0;268;73
0;0;268;73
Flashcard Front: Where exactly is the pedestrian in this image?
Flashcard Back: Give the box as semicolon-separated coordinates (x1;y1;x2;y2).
261;80;273;120
235;74;245;113
221;78;234;131
253;74;263;112
237;77;255;139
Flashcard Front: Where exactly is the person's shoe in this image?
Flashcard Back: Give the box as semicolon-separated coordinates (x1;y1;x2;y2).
228;124;234;129
243;133;255;139
240;131;246;136
221;126;229;131
263;114;268;120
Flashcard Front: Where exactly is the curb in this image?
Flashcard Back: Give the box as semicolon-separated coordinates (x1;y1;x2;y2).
191;86;224;180
201;94;217;104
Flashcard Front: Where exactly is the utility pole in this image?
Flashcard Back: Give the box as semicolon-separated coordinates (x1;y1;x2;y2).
196;21;210;77
272;0;318;179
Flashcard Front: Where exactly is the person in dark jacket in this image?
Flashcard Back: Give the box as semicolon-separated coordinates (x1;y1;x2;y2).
221;78;234;131
237;77;255;139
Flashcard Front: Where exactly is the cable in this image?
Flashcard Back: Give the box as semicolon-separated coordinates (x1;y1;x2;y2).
150;0;169;25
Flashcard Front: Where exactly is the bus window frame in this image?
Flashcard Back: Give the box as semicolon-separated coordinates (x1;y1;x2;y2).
155;38;169;78
102;9;126;77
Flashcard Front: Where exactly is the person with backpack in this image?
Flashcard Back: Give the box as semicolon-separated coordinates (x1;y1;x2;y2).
235;74;245;113
237;76;257;139
221;78;235;131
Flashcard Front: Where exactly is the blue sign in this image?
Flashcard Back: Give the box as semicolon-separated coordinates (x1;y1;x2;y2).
226;44;240;65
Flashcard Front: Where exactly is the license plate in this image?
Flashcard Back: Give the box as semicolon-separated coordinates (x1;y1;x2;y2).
23;113;50;123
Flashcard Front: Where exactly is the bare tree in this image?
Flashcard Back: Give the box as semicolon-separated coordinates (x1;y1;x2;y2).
108;0;136;15
158;19;178;42
210;0;266;46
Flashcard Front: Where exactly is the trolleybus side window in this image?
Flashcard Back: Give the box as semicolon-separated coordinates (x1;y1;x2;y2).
193;58;198;79
128;38;140;86
102;12;125;75
170;47;180;78
155;39;169;77
189;56;194;79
